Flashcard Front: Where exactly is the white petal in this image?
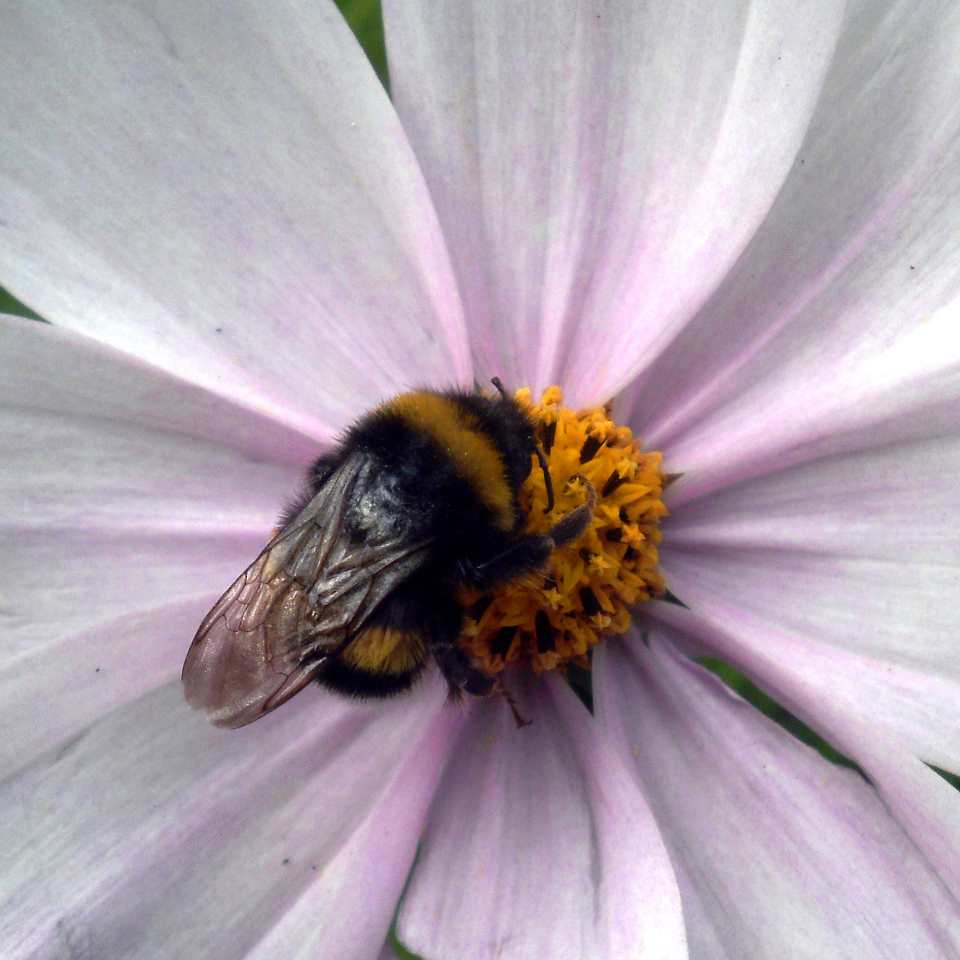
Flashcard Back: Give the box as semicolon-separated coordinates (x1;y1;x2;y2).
383;0;842;403
0;316;301;775
396;675;686;960
0;315;318;465
660;432;960;773
624;2;960;500
0;675;453;960
647;602;960;904
1;318;304;537
596;637;960;958
0;0;468;438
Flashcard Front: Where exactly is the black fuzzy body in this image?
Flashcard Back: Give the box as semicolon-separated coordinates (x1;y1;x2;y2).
283;387;549;699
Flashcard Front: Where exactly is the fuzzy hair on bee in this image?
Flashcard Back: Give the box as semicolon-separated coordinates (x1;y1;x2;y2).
182;380;595;728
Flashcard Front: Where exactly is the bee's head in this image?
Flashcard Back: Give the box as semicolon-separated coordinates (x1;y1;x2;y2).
489;378;554;512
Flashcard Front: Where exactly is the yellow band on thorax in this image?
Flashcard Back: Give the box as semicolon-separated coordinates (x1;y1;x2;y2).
384;392;514;530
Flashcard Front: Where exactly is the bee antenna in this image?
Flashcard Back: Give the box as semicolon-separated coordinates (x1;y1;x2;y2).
489;377;554;513
535;442;555;514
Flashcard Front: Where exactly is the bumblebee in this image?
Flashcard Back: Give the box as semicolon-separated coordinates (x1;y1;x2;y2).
182;379;595;728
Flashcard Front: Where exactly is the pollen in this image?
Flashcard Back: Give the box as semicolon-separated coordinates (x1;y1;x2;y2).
459;387;667;677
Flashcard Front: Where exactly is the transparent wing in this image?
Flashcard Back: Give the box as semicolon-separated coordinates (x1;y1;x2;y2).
182;454;432;727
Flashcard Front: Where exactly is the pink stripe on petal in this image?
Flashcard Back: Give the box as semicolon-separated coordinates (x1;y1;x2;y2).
625;4;960;500
663;433;960;563
661;559;960;775
595;637;960;958
0;314;316;777
658;432;960;772
3;385;298;537
0;1;469;438
0;316;322;464
0;578;224;779
544;673;687;960
0;674;452;960
396;674;686;960
7;529;260;663
384;0;842;403
244;688;462;960
647;603;960;905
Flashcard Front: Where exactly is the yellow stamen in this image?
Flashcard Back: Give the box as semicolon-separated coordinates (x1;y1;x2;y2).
459;386;668;676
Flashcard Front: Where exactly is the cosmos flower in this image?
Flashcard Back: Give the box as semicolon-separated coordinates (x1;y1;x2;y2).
2;0;960;958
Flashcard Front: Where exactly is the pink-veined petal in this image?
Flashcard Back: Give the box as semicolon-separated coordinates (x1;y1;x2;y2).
623;2;960;501
595;637;960;958
659;431;960;774
1;316;307;528
1;558;230;781
395;674;686;960
0;316;320;466
241;681;461;960
0;316;303;776
383;0;842;404
646;603;960;904
0;0;469;441
0;674;454;960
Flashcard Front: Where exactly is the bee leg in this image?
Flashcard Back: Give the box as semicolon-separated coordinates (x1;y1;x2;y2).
459;536;554;590
433;640;531;728
462;479;597;589
423;582;530;728
492;678;532;728
546;476;597;547
433;633;494;695
414;589;489;696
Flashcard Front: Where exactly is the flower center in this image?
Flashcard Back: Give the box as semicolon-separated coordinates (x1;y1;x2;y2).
459;386;667;676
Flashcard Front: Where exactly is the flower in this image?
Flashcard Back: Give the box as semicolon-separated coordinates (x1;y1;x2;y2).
2;1;960;958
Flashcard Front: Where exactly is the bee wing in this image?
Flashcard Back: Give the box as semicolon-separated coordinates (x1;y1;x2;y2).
182;454;433;728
